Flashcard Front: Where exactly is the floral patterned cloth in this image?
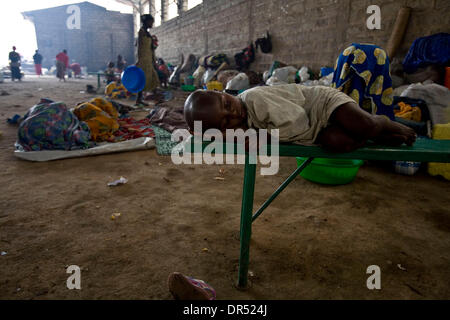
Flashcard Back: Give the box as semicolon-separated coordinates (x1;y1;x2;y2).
112;118;155;142
17;99;91;151
332;43;395;120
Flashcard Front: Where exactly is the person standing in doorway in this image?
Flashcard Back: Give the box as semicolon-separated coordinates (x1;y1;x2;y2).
56;50;69;82
33;50;43;76
9;46;22;81
135;14;160;106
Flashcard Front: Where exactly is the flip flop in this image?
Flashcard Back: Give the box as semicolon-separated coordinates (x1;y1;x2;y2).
168;272;216;300
7;114;21;124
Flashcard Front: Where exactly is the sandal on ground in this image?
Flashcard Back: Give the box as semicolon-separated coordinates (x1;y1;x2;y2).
168;272;216;300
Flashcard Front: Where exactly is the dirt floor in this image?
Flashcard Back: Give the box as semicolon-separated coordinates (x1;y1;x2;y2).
0;76;449;300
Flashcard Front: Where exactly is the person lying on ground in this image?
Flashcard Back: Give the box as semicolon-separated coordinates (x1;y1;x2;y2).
184;85;417;153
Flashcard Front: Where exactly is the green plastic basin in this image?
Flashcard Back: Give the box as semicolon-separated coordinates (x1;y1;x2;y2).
296;157;364;185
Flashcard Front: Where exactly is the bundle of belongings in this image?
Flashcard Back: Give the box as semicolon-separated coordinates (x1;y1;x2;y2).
402;33;450;76
395;33;449;86
192;54;230;87
234;44;255;71
392;33;450;178
398;83;450;179
393;96;429;136
169;54;197;85
255;32;272;54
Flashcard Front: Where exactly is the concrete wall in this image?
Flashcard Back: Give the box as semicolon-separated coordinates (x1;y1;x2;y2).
24;2;134;72
152;0;450;73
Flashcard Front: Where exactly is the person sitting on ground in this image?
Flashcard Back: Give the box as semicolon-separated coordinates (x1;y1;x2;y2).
116;55;126;74
156;58;170;88
69;62;82;78
105;61;116;84
184;85;417;153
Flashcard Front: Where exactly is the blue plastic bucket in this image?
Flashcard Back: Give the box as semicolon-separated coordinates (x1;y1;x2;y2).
121;66;146;93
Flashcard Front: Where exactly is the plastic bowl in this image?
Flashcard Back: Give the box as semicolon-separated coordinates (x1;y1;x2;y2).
296;157;364;185
121;66;146;93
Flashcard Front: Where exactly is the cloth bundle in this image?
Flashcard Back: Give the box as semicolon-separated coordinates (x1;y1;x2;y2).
105;82;131;99
403;33;450;74
73;98;120;142
332;43;395;120
394;102;422;122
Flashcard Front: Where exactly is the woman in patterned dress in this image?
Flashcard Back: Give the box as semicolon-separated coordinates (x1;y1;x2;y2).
135;14;160;106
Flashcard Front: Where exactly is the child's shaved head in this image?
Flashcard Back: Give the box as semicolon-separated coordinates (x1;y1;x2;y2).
184;90;248;134
184;90;223;132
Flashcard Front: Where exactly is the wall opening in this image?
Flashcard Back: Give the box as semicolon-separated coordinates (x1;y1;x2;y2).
167;0;179;20
188;0;202;10
154;0;162;26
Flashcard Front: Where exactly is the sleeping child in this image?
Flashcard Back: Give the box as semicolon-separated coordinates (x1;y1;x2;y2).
183;84;417;153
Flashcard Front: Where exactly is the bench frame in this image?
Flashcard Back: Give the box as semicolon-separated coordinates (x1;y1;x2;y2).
190;138;450;289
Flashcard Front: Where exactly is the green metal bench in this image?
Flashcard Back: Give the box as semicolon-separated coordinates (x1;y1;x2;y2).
87;72;121;89
189;138;450;289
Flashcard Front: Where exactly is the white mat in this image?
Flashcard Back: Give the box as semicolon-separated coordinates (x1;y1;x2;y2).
14;137;155;162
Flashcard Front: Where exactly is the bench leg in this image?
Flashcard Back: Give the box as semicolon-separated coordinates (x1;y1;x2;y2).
252;157;314;222
237;155;257;289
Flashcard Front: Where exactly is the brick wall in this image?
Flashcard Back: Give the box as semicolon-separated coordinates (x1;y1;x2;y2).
152;0;450;73
24;2;134;72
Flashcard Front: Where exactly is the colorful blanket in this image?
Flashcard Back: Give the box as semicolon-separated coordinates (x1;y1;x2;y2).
73;98;120;142
17;99;91;151
112;117;155;142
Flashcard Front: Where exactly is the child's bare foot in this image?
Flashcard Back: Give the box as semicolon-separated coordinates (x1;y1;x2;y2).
387;121;417;146
376;119;417;146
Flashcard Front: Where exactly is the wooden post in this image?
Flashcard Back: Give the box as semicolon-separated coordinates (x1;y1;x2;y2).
386;7;412;60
